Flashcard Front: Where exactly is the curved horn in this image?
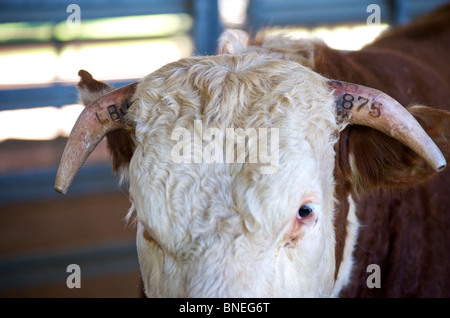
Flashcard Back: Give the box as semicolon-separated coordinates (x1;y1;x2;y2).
55;82;138;194
328;80;446;172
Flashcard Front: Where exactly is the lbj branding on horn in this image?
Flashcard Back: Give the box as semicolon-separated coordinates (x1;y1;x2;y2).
54;80;138;194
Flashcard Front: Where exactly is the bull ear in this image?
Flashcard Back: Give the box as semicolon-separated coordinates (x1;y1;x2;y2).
217;29;250;54
343;105;450;194
77;70;114;106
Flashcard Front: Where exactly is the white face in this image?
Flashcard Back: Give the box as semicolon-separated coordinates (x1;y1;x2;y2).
127;54;348;297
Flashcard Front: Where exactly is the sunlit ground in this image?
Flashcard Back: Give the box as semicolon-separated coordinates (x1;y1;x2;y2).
0;6;388;142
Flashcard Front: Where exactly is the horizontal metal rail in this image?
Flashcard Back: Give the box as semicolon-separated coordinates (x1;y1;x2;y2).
0;238;138;292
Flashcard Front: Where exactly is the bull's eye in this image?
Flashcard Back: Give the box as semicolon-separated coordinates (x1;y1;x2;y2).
298;204;314;219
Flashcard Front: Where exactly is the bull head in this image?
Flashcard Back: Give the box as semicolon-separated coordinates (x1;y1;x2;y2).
55;54;446;297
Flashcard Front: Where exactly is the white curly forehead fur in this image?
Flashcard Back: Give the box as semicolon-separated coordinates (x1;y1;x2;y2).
127;53;348;297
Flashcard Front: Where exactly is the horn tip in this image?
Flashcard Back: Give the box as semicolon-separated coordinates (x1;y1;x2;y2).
436;161;446;172
54;184;68;195
432;151;446;172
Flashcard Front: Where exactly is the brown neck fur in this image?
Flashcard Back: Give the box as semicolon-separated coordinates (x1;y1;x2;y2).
316;5;450;296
